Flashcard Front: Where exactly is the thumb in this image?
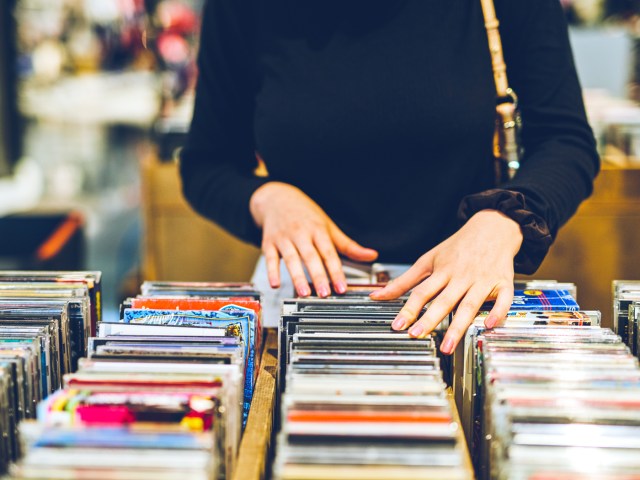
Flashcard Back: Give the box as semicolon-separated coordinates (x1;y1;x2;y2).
329;223;378;262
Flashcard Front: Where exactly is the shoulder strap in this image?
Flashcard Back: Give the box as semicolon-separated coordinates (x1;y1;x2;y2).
479;0;509;98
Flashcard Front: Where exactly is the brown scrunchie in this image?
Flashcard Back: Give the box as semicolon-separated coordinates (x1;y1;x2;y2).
457;189;553;275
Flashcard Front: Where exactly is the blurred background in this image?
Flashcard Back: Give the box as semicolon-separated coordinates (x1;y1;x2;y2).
0;0;639;322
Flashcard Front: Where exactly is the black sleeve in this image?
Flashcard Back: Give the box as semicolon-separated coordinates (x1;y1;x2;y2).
460;0;600;274
179;0;267;246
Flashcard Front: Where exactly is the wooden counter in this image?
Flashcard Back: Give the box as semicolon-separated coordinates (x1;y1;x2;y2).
141;154;260;282
527;166;640;328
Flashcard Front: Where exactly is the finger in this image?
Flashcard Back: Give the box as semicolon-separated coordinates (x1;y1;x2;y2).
276;239;311;297
390;273;448;331
484;283;514;329
407;282;468;339
263;243;281;288
371;251;435;301
329;224;378;262
313;232;347;294
295;237;331;298
441;285;492;355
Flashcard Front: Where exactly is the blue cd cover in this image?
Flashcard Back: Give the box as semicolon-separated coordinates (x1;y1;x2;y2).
483;289;579;312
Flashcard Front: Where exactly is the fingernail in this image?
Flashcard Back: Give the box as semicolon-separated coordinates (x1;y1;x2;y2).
441;338;455;355
317;285;331;297
297;285;311;297
369;288;384;298
391;315;406;330
409;324;424;338
485;314;498;329
335;281;347;294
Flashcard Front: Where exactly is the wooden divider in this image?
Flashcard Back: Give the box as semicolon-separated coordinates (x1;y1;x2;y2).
234;329;278;480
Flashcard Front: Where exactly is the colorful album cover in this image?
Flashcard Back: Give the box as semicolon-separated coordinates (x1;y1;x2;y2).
482;289;579;312
127;297;263;363
121;308;256;419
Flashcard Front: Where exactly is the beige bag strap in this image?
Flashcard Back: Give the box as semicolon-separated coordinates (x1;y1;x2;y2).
480;0;521;181
479;0;510;98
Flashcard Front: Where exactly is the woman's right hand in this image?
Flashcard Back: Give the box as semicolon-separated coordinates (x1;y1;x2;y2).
250;182;378;297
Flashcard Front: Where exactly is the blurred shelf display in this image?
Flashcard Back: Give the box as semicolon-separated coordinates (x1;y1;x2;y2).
15;0;151;81
145;0;203;161
146;0;203;106
20;71;160;126
570;27;634;99
13;0;202;129
0;0;21;178
14;0;159;125
563;2;640;165
585;89;640;165
562;0;640;27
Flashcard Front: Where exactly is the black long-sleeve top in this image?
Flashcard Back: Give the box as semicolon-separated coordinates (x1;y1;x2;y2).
180;0;599;271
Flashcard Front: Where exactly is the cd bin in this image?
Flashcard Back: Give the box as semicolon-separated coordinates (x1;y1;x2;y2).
234;329;474;480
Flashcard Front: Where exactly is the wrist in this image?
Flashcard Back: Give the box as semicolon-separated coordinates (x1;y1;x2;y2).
249;183;273;228
457;189;553;274
469;209;524;256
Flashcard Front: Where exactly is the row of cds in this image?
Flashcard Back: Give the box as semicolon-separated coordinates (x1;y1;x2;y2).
0;271;101;473
10;281;262;480
5;272;640;479
479;322;639;479
454;283;640;479
613;280;640;357
274;294;474;480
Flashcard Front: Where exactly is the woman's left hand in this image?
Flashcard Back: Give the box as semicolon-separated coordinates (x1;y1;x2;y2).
370;209;523;355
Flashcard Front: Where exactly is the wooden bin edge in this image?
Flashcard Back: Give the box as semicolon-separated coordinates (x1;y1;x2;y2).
233;328;278;480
